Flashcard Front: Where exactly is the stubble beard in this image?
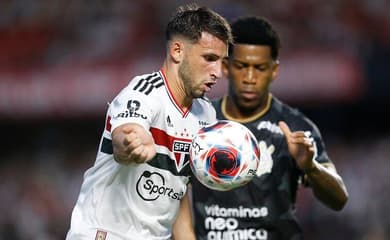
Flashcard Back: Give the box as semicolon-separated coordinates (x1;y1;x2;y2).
179;58;204;99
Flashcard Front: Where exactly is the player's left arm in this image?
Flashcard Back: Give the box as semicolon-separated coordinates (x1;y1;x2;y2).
172;191;196;240
279;121;349;211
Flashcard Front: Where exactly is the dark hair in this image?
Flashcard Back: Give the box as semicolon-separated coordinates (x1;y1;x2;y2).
230;16;280;60
166;3;233;45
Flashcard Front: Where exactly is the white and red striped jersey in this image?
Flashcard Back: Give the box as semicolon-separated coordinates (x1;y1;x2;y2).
66;70;216;240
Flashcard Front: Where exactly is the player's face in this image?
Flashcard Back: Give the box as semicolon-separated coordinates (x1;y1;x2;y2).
179;32;228;99
224;44;278;113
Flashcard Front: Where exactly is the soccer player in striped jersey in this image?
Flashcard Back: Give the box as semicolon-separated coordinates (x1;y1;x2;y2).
65;4;232;240
191;16;349;240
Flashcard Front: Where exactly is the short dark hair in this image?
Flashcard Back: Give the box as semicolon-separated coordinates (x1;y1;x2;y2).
166;3;233;45
230;16;280;60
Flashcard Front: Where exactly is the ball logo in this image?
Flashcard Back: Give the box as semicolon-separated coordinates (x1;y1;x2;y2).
208;148;239;179
136;171;184;201
191;140;204;156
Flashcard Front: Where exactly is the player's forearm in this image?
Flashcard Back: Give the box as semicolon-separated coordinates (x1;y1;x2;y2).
172;193;196;240
172;230;196;240
305;161;349;211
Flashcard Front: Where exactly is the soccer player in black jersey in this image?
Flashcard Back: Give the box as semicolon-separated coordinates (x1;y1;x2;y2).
190;16;349;240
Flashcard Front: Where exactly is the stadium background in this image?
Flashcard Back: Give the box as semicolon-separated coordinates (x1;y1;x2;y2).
0;0;389;239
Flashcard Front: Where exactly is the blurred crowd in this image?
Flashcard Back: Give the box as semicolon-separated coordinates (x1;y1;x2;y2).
1;0;390;239
1;0;388;77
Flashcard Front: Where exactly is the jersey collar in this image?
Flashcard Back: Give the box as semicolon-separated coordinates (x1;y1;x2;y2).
221;93;272;123
160;69;191;117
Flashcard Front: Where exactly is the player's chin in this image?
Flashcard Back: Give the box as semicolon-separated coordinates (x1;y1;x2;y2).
194;93;206;99
238;99;259;111
192;89;207;99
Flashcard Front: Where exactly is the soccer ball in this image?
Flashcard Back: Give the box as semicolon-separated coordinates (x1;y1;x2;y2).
190;120;260;191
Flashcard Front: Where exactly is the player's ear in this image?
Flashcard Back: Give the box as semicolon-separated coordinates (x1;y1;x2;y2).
168;39;184;63
271;60;280;81
222;57;229;78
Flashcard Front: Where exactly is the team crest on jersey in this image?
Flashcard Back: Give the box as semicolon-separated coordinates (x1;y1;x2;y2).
173;140;191;172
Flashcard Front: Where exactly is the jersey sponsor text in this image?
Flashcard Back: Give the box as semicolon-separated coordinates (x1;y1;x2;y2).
202;205;269;240
256;121;282;134
205;221;267;240
205;205;268;218
136;171;184;201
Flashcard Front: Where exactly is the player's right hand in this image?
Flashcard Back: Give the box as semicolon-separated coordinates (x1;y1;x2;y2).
112;123;156;164
278;121;316;172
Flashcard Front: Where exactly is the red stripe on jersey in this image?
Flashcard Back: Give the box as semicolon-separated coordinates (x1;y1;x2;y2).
150;127;192;170
150;127;191;150
105;115;111;132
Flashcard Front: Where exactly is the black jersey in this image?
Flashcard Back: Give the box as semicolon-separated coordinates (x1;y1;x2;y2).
191;95;332;240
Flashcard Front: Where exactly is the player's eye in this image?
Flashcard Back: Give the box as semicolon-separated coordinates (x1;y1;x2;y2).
255;64;271;72
256;66;268;71
204;54;219;62
233;62;247;69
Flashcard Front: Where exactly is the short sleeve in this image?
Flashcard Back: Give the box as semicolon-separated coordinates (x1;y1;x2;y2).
108;85;154;133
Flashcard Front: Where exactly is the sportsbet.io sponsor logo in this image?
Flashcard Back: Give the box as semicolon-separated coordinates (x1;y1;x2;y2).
204;205;268;240
136;171;184;201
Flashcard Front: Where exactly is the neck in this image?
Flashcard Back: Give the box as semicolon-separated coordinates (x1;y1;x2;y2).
161;62;192;111
222;94;272;123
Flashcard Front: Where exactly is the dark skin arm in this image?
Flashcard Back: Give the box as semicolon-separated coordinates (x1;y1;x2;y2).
279;121;349;211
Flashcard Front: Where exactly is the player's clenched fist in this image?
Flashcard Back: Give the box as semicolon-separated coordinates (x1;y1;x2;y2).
112;123;156;164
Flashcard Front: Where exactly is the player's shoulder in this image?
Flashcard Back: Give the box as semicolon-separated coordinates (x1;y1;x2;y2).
271;97;317;130
110;71;163;106
126;71;165;96
272;97;302;117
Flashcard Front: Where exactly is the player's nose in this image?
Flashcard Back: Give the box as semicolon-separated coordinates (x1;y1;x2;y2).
211;61;223;80
243;67;256;84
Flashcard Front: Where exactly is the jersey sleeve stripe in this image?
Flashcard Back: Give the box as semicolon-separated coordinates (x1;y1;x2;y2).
133;79;143;91
133;74;163;95
144;84;155;95
105;116;112;132
101;137;113;154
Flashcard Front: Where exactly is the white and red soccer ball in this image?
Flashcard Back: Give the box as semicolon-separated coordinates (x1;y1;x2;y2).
190;120;260;191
